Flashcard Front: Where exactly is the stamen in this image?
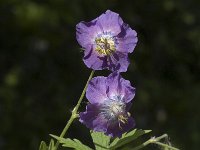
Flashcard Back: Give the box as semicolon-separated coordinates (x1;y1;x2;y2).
127;112;131;117
118;114;129;130
118;114;128;124
95;33;116;55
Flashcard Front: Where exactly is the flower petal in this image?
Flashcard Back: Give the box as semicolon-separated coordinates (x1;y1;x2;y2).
106;117;135;137
97;10;123;35
106;72;136;103
83;46;107;70
79;103;108;132
86;76;108;104
76;19;100;49
106;51;130;72
117;23;138;53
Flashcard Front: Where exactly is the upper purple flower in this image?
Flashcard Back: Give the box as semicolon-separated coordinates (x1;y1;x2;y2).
76;10;138;72
79;72;136;137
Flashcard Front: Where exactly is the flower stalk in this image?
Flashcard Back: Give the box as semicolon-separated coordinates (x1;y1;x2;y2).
132;134;179;150
54;70;95;150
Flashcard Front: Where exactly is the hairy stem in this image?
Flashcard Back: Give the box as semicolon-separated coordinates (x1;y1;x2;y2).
133;134;179;150
54;70;95;150
154;141;179;150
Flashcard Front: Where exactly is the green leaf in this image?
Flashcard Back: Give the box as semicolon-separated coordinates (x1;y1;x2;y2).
39;141;47;150
48;139;54;150
90;131;111;150
109;129;151;149
50;134;92;150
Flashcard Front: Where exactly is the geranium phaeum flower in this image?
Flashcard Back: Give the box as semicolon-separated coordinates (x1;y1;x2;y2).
76;10;138;72
79;72;136;137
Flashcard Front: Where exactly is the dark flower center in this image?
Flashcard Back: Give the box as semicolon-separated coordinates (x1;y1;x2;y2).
95;32;116;55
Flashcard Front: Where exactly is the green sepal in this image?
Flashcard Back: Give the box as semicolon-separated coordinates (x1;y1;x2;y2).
48;139;54;150
39;141;47;150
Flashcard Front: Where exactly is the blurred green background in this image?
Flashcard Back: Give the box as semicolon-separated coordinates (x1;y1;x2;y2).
0;0;200;149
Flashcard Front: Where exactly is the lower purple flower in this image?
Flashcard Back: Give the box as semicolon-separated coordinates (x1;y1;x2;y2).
79;72;136;137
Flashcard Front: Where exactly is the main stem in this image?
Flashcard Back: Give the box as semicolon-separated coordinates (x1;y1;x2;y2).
54;70;95;150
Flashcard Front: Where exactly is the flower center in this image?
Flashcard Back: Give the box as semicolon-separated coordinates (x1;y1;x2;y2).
95;32;116;55
110;103;124;116
100;99;129;128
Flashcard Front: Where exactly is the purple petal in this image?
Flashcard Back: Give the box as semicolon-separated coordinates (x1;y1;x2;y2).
92;114;108;132
106;117;135;137
79;103;108;132
76;19;100;49
107;51;130;72
97;10;123;35
117;23;138;53
106;72;136;103
84;50;130;72
86;76;108;104
83;46;108;70
79;104;99;128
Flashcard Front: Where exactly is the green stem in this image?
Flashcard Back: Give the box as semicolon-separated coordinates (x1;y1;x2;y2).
54;70;95;150
154;141;179;150
133;134;179;150
132;139;152;150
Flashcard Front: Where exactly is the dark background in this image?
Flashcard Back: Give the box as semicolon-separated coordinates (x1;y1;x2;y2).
1;0;200;149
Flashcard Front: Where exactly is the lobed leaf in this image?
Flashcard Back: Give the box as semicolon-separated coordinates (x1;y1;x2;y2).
50;134;92;150
109;129;152;149
90;131;111;150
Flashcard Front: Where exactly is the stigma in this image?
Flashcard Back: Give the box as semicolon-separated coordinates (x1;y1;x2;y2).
95;32;116;55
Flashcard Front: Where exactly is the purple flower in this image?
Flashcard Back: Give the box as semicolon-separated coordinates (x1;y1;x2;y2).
76;10;138;72
79;72;136;137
